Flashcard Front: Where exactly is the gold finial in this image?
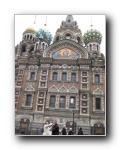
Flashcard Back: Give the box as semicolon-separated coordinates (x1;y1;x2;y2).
90;16;93;27
34;15;37;24
44;16;47;26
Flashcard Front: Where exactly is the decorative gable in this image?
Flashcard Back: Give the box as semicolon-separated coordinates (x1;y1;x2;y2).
69;86;78;93
25;85;35;92
59;86;68;93
48;85;58;92
93;88;103;95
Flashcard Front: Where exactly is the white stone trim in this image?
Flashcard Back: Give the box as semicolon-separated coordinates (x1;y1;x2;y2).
48;85;59;92
25;85;35;92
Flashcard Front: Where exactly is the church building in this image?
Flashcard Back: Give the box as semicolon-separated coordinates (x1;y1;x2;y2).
15;15;105;135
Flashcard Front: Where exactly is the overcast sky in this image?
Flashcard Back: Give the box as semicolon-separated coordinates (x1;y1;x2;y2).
15;15;105;55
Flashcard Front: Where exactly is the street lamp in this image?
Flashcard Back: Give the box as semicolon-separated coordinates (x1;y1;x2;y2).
73;111;75;135
72;109;78;135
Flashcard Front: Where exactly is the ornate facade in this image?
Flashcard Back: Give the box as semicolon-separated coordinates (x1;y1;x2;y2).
15;15;105;135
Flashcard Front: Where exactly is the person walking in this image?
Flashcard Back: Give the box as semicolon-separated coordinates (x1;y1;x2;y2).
68;128;73;135
43;120;52;135
61;125;67;135
78;127;83;135
52;120;59;135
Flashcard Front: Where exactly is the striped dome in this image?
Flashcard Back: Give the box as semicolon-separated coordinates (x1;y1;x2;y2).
83;29;102;45
34;28;52;44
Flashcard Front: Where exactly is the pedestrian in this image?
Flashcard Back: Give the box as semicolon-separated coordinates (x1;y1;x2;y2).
40;126;44;135
61;125;67;135
78;127;83;135
68;128;73;135
52;120;59;135
43;120;53;135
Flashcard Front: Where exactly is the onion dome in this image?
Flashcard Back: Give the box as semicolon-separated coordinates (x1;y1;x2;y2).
23;27;36;34
34;28;52;44
83;29;102;45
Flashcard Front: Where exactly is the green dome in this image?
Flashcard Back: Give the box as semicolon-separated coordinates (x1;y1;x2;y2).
83;29;102;45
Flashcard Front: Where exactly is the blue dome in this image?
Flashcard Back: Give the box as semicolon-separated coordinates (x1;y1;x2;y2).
34;28;52;44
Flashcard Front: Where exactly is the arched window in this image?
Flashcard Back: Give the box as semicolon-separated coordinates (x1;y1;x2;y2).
26;95;32;106
59;96;65;108
42;43;45;49
95;98;101;110
21;45;26;56
22;45;26;53
27;35;29;40
65;33;71;40
90;44;92;51
71;73;76;81
30;72;35;80
52;72;57;80
70;97;76;108
50;96;56;107
95;74;100;83
62;73;67;81
30;35;32;40
97;45;99;51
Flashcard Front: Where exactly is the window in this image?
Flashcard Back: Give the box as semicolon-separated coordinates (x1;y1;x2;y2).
62;73;67;81
30;72;35;80
70;97;75;108
90;44;92;51
52;72;57;80
65;34;71;39
71;73;76;81
95;75;100;83
22;45;26;53
97;45;99;51
50;96;56;107
59;96;65;108
96;98;101;109
26;95;32;106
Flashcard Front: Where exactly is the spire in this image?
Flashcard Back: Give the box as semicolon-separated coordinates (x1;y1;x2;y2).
66;15;73;23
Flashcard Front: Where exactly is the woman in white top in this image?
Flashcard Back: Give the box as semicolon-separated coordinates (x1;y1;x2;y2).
43;120;53;135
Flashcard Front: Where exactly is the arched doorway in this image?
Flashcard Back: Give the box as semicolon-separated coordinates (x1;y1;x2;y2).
92;123;105;135
19;118;30;134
